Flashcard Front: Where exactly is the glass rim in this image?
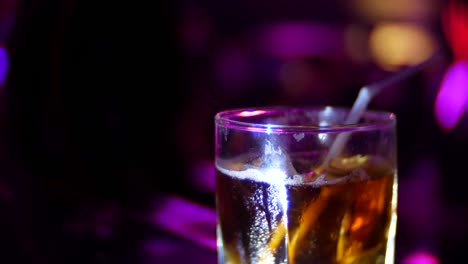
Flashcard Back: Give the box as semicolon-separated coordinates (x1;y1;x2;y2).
215;105;396;133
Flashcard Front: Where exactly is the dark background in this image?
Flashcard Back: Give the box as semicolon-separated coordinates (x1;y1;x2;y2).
1;0;468;263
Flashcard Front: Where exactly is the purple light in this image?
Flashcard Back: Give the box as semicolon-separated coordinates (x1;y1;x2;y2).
402;251;440;264
260;22;344;59
144;238;180;256
151;196;217;251
0;46;8;86
434;60;468;131
143;237;217;263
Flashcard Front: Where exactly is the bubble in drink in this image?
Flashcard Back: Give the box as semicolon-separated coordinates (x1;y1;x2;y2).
216;153;396;264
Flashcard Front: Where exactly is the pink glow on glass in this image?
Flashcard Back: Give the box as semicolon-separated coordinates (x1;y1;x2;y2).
238;110;267;117
434;60;468;131
151;196;217;251
260;22;343;59
0;46;8;86
402;251;440;264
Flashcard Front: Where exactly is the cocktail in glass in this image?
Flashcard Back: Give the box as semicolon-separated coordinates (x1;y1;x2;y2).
215;106;397;264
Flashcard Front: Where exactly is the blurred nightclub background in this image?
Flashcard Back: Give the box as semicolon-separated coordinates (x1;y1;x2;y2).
1;0;468;263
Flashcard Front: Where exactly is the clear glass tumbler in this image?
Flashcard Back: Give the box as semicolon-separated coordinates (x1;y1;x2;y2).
214;106;398;264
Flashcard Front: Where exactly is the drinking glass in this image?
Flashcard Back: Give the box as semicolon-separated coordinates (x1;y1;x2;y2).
214;106;398;264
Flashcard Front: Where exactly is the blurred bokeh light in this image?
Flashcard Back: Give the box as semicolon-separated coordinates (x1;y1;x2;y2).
0;46;8;86
402;251;440;264
369;22;437;71
442;0;468;60
434;60;468;131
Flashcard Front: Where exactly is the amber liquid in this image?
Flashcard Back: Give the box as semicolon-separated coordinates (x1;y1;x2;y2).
216;155;397;264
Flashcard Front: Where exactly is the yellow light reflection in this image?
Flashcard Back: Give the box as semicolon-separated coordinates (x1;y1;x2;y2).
351;216;364;231
369;22;437;71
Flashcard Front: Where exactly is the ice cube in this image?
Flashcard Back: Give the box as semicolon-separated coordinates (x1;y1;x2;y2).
255;140;298;177
303;155;370;186
326;155;368;176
